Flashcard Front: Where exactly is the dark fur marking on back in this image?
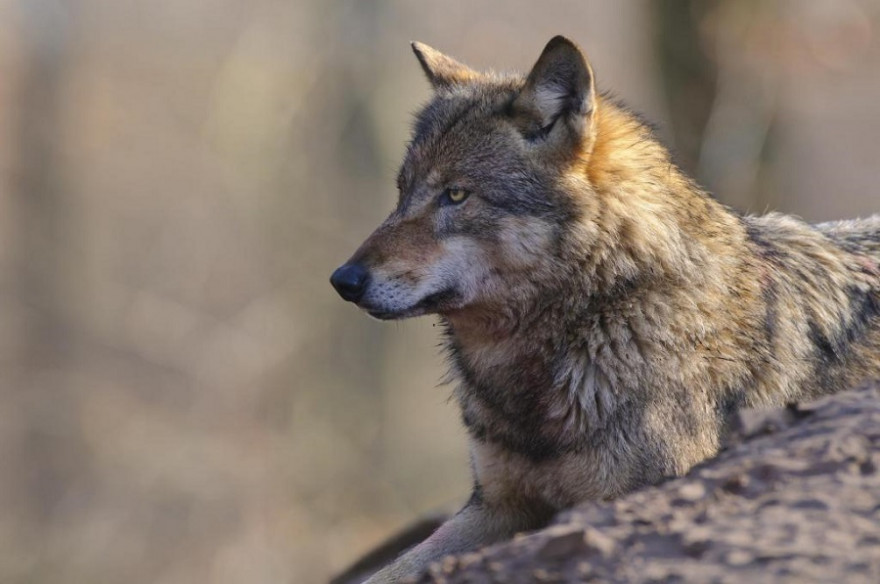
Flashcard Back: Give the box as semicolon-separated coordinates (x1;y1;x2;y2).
744;221;789;263
842;285;880;348
762;278;779;345
808;284;880;387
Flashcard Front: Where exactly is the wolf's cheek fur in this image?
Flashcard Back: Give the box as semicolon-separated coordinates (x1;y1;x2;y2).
493;217;557;271
363;237;491;317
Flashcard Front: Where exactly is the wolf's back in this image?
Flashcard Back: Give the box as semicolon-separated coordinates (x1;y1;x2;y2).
816;215;880;258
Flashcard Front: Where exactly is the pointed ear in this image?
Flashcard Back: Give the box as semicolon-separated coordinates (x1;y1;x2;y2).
411;41;480;90
513;36;596;144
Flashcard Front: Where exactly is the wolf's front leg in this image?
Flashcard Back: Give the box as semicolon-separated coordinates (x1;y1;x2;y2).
363;493;545;583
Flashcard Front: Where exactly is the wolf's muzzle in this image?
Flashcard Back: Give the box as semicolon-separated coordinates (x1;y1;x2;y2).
330;263;370;303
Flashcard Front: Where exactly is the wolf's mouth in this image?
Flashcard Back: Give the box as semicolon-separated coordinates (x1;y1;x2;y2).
366;309;402;320
414;287;461;311
363;287;461;320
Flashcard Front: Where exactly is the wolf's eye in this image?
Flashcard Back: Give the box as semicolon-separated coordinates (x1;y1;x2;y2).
440;188;470;207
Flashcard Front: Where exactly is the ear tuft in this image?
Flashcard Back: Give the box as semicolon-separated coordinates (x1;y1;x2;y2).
411;41;480;90
515;36;596;139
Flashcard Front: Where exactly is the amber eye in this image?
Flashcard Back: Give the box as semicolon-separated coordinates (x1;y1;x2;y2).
440;188;470;207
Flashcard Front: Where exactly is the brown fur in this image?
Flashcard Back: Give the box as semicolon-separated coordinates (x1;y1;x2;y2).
330;37;880;583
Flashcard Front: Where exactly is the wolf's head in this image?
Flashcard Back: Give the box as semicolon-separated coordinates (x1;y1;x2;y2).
331;36;603;320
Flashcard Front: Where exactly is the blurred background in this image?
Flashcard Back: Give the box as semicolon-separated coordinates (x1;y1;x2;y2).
0;1;878;582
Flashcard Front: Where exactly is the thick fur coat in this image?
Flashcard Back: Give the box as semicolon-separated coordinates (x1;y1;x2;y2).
329;36;880;583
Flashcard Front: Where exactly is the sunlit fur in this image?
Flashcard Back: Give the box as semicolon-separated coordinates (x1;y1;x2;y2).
340;37;880;583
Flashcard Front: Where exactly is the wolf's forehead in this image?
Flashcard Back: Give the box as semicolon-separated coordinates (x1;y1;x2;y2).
412;81;518;143
412;95;487;147
400;86;519;185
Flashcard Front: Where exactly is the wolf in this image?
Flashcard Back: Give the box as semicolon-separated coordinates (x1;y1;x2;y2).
330;36;880;583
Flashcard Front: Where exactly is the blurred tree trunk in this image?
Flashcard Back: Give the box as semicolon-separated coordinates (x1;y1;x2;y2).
654;0;777;212
654;0;720;178
14;0;85;535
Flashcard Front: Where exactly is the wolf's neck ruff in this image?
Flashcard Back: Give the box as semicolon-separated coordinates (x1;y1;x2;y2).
444;302;625;463
440;98;751;464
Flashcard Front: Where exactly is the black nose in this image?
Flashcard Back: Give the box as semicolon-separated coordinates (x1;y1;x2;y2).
330;263;369;302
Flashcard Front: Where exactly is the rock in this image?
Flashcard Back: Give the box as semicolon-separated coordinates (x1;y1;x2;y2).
536;526;589;560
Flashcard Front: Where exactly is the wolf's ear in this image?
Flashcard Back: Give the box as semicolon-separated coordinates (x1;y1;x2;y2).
513;36;596;146
411;42;479;90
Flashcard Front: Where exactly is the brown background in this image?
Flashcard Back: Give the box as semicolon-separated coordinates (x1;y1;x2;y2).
1;1;878;583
